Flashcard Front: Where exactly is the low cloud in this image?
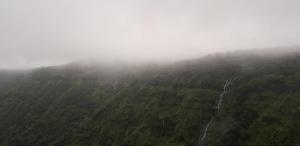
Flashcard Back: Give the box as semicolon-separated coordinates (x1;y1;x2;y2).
1;0;300;68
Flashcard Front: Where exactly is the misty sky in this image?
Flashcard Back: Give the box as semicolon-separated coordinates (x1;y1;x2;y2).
1;0;300;69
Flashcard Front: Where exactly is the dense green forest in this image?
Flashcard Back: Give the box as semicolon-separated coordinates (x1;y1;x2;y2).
0;50;299;146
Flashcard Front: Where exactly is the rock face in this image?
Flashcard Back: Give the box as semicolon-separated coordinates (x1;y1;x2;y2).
0;50;299;146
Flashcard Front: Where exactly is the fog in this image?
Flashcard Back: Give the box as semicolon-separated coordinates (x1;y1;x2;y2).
1;0;300;69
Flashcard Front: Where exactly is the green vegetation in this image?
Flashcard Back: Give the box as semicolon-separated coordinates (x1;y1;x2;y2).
0;50;299;146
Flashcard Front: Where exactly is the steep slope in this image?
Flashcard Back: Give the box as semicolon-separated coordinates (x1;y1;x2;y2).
0;50;299;146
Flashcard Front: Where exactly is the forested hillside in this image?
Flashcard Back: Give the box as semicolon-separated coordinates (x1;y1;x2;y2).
0;50;299;146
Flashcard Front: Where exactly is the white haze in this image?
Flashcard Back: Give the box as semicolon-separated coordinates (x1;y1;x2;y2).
0;0;300;69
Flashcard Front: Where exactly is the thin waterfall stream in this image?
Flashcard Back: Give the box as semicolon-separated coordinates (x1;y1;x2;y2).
198;79;232;146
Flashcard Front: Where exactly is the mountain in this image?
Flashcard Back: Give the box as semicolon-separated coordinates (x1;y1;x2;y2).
0;49;299;146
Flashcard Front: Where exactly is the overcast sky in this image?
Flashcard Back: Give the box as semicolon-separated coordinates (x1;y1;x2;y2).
1;0;300;69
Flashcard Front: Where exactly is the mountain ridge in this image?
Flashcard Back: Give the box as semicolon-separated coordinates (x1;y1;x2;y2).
0;48;299;146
